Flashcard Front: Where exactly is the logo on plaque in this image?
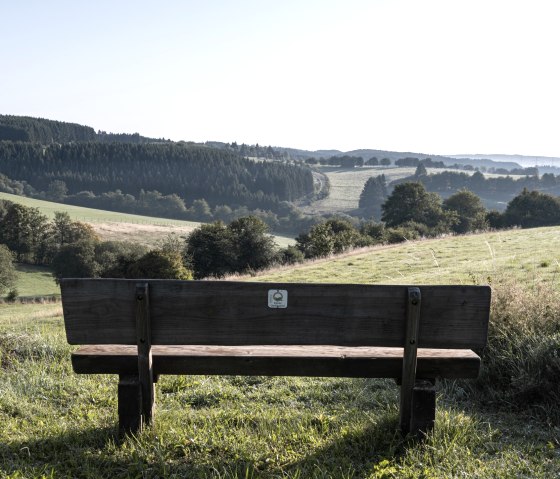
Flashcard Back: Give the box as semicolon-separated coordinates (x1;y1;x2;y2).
268;289;288;308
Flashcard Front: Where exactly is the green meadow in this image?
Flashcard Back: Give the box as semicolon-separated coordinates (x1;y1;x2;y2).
1;227;560;477
0;192;202;226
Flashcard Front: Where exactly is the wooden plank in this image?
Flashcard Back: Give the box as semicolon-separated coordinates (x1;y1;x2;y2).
71;345;481;378
135;283;154;425
399;287;421;435
61;279;491;348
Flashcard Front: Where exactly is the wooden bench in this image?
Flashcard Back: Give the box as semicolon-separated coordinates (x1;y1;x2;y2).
60;279;491;437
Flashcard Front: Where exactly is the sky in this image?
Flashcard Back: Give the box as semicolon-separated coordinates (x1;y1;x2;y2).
1;0;559;157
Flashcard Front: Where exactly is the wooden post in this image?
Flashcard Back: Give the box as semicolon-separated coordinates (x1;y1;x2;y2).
136;283;154;426
410;379;436;437
118;374;142;435
399;287;421;435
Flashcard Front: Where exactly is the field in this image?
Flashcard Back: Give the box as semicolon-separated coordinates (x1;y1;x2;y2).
1;227;560;477
302;166;416;216
13;264;60;298
303;166;519;216
0;192;295;248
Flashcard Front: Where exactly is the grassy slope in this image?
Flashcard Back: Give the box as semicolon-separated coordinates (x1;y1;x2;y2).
0;191;202;225
1;228;559;476
0;191;295;248
254;226;560;285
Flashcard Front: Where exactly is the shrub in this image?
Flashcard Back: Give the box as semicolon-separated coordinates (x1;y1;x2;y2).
0;244;17;295
278;245;305;265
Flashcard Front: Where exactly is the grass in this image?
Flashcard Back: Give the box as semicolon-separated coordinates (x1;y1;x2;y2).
1;291;559;477
254;226;560;285
2;227;560;477
12;264;59;298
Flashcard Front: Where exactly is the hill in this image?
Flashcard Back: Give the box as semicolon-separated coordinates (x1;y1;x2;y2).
0;114;170;144
0;140;315;225
449;153;560;175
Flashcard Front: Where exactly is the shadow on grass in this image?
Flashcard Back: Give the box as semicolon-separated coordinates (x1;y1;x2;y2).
0;416;419;478
281;415;409;479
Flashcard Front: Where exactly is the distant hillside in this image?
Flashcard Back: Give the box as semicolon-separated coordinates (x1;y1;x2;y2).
0;142;314;212
272;146;524;170
449;153;560;173
0;114;170;144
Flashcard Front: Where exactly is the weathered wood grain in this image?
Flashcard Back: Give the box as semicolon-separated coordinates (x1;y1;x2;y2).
135;283;154;425
400;287;421;435
71;345;481;378
61;279;491;348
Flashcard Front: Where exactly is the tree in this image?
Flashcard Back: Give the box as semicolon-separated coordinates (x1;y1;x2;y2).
0;203;49;263
126;250;192;280
443;189;488;233
358;175;388;220
414;164;427;178
47;180;68;202
381;182;454;233
52;241;99;282
503;189;560;228
38;212;100;265
0;244;17;295
96;241;148;278
380;158;391;166
185;222;236;279
228;216;277;273
185;217;278;278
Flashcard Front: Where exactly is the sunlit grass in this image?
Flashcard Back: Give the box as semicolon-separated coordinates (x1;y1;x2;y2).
254;226;560;285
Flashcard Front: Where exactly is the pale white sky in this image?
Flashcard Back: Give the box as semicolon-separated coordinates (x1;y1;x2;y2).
1;0;559;157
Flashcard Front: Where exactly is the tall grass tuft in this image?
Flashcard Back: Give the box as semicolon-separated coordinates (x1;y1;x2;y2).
473;275;560;421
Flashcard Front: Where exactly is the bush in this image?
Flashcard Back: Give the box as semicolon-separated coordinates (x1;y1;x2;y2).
278;245;305;265
5;289;18;302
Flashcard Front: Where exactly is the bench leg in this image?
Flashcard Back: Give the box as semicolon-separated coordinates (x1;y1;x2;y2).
118;374;142;435
409;379;436;438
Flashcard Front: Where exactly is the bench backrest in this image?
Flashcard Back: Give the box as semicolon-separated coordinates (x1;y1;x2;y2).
61;279;491;349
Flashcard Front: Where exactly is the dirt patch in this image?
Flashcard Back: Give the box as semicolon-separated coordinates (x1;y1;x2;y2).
91;222;198;247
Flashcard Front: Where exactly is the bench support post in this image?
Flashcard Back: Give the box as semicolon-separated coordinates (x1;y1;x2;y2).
136;283;155;427
410;379;436;437
400;287;421;436
118;374;142;435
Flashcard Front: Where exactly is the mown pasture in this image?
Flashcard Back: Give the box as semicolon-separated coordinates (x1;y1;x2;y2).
1;226;559;477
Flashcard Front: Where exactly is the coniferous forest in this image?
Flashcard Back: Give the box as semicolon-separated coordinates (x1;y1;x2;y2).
0;116;315;229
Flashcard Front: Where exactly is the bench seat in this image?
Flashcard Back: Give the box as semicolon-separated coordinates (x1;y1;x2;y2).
72;345;481;379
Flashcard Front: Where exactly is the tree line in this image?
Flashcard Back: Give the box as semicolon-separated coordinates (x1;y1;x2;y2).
0;141;314;221
0;199;304;296
0;115;171;144
390;167;560;206
2;182;560;296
